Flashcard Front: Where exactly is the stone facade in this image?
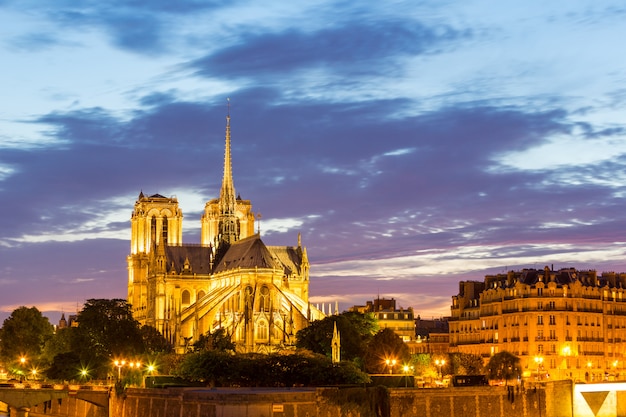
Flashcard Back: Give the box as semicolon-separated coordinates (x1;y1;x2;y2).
450;266;626;381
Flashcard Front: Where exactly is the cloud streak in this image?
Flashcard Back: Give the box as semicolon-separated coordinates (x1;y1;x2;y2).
1;0;626;324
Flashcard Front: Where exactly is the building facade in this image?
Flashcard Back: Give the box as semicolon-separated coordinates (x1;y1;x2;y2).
450;266;626;381
350;298;415;342
127;110;323;353
409;317;450;354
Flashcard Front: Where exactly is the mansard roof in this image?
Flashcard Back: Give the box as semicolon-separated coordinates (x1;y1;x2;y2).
213;234;283;273
165;245;213;275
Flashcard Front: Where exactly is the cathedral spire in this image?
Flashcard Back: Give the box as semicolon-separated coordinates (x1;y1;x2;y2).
218;98;239;244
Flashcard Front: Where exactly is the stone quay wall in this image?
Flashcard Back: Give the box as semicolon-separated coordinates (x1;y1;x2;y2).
390;381;573;417
28;393;108;417
24;381;575;417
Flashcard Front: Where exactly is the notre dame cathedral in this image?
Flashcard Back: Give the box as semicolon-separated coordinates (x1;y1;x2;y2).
127;108;324;353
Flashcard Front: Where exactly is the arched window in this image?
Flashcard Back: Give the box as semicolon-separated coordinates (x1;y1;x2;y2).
197;290;205;300
181;290;191;306
256;320;268;340
245;286;254;307
151;216;157;244
259;286;270;312
162;216;168;243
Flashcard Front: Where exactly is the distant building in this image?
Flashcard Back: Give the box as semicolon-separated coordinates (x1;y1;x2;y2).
350;297;415;342
450;266;626;381
57;313;78;329
408;316;450;354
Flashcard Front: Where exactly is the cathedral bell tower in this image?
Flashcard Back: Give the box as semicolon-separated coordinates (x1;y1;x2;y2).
127;193;183;323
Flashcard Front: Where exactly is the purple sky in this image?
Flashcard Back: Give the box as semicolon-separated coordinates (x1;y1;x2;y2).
2;1;626;325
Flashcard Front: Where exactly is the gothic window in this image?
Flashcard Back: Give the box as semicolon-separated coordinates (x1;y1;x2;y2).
182;290;191;306
162;216;168;243
197;290;205;300
259;286;270;312
256;320;268;340
151;216;157;244
245;286;254;314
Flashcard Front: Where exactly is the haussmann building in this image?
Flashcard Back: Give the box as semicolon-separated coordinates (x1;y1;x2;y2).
450;266;626;382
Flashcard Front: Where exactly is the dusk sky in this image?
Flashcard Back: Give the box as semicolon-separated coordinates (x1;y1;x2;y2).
2;1;626;325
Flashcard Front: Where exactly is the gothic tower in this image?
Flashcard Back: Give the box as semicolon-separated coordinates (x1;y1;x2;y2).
201;102;255;250
127;193;183;325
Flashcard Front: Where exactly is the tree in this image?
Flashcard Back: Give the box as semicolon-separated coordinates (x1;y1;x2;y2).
486;351;521;384
192;328;235;352
45;351;83;381
71;299;143;378
450;352;484;375
140;325;174;354
296;311;378;362
41;327;75;365
0;306;54;367
362;328;410;374
176;351;370;387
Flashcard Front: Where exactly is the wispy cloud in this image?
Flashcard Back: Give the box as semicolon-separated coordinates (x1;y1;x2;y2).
1;0;626;322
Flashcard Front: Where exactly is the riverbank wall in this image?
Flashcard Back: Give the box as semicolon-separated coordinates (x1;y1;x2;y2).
24;381;574;417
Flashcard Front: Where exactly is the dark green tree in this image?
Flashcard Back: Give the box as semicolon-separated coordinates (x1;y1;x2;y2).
486;351;521;384
362;328;410;374
450;352;484;375
140;325;174;354
71;299;143;378
45;351;83;381
176;351;370;387
0;306;54;368
295;311;377;362
41;327;75;365
192;328;235;352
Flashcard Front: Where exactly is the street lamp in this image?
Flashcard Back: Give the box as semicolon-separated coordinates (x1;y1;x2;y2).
534;356;544;381
19;357;26;382
402;365;414;387
435;359;446;379
385;358;397;374
114;360;126;380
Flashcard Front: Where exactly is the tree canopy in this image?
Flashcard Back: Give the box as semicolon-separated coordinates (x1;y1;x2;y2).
486;351;521;383
295;311;377;362
0;306;54;366
192;328;235;352
73;299;144;358
177;350;370;387
362;328;410;374
450;353;484;375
